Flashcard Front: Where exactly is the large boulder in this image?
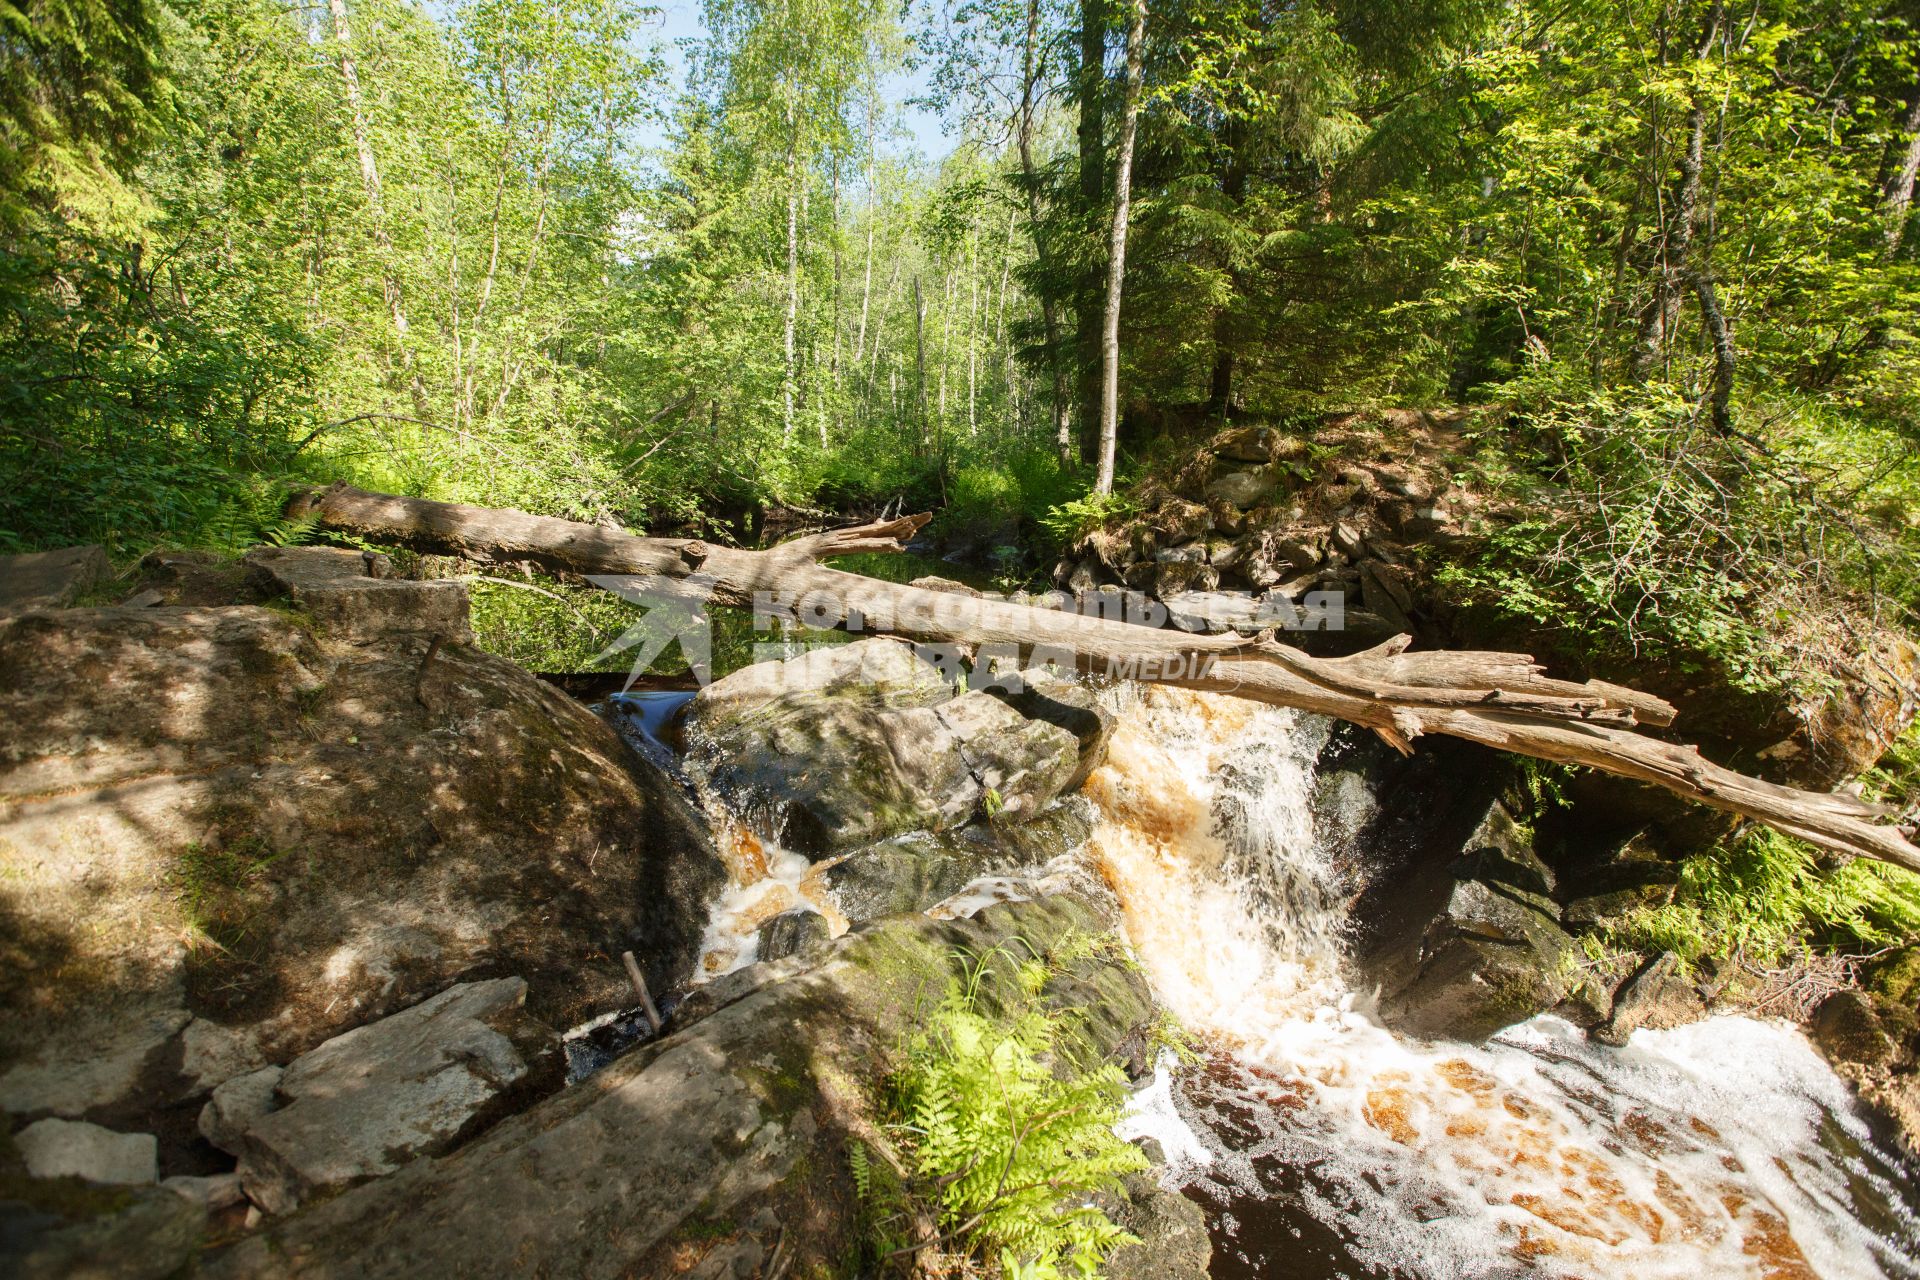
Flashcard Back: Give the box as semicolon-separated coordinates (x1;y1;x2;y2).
1367;800;1579;1042
1807;987;1920;1159
824;799;1095;923
1335;732;1584;1041
0;551;726;1143
1595;950;1705;1046
202;894;1155;1280
683;638;1095;856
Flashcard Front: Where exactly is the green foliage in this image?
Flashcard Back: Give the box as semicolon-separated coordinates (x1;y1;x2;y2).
0;0;162;236
1608;828;1920;969
1432;369;1903;700
887;946;1147;1278
1039;492;1137;549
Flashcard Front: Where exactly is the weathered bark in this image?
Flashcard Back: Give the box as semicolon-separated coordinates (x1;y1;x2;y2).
1094;0;1145;496
1691;268;1735;434
286;483;1920;873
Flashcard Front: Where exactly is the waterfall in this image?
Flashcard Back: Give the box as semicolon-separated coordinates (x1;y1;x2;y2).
1083;685;1920;1280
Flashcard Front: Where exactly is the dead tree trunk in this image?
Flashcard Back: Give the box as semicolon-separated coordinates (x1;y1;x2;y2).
285;484;1920;873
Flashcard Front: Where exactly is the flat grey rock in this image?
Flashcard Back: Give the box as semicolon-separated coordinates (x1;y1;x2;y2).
15;1118;158;1185
0;544;109;615
0;1008;191;1119
200;1066;284;1153
232;978;555;1214
242;546;471;641
163;1171;247;1210
202;896;1150;1280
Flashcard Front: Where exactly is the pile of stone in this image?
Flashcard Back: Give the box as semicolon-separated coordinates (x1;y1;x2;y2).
1054;410;1481;652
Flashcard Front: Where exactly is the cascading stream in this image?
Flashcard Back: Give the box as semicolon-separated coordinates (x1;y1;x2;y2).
1084;685;1920;1280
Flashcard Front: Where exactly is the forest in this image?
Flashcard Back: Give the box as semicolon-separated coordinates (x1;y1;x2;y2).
8;0;1918;641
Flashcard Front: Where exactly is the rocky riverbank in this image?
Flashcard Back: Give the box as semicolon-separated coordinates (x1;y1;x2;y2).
0;547;1190;1278
3;528;1917;1277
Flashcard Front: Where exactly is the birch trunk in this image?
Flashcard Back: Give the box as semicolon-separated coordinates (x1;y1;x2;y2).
1094;0;1145;495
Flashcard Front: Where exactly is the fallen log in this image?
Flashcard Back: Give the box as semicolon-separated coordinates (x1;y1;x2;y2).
287;483;1920;873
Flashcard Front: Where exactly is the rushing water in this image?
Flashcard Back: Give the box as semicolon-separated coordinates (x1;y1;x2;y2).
1089;685;1920;1279
609;668;1919;1275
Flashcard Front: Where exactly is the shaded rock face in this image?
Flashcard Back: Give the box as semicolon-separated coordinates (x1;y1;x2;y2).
0;1178;207;1280
1370;804;1578;1043
1596;951;1704;1046
683;638;1097;856
753;910;830;963
0;551;726;1145
1335;733;1582;1042
1099;1167;1212;1280
202;894;1154;1280
0;545;110;616
212;978;560;1214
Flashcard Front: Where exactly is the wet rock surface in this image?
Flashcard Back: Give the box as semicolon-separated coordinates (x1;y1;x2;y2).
1337;733;1584;1042
824;799;1094;923
1372;827;1579;1042
1100;1167;1213;1280
683;638;1096;854
1808;980;1920;1159
753;909;830;963
1598;951;1706;1046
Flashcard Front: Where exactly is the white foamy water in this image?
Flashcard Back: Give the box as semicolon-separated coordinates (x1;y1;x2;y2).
1080;685;1920;1279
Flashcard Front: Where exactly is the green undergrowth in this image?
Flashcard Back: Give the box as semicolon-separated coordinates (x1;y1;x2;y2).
1603;829;1920;970
1604;732;1920;970
854;940;1147;1279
